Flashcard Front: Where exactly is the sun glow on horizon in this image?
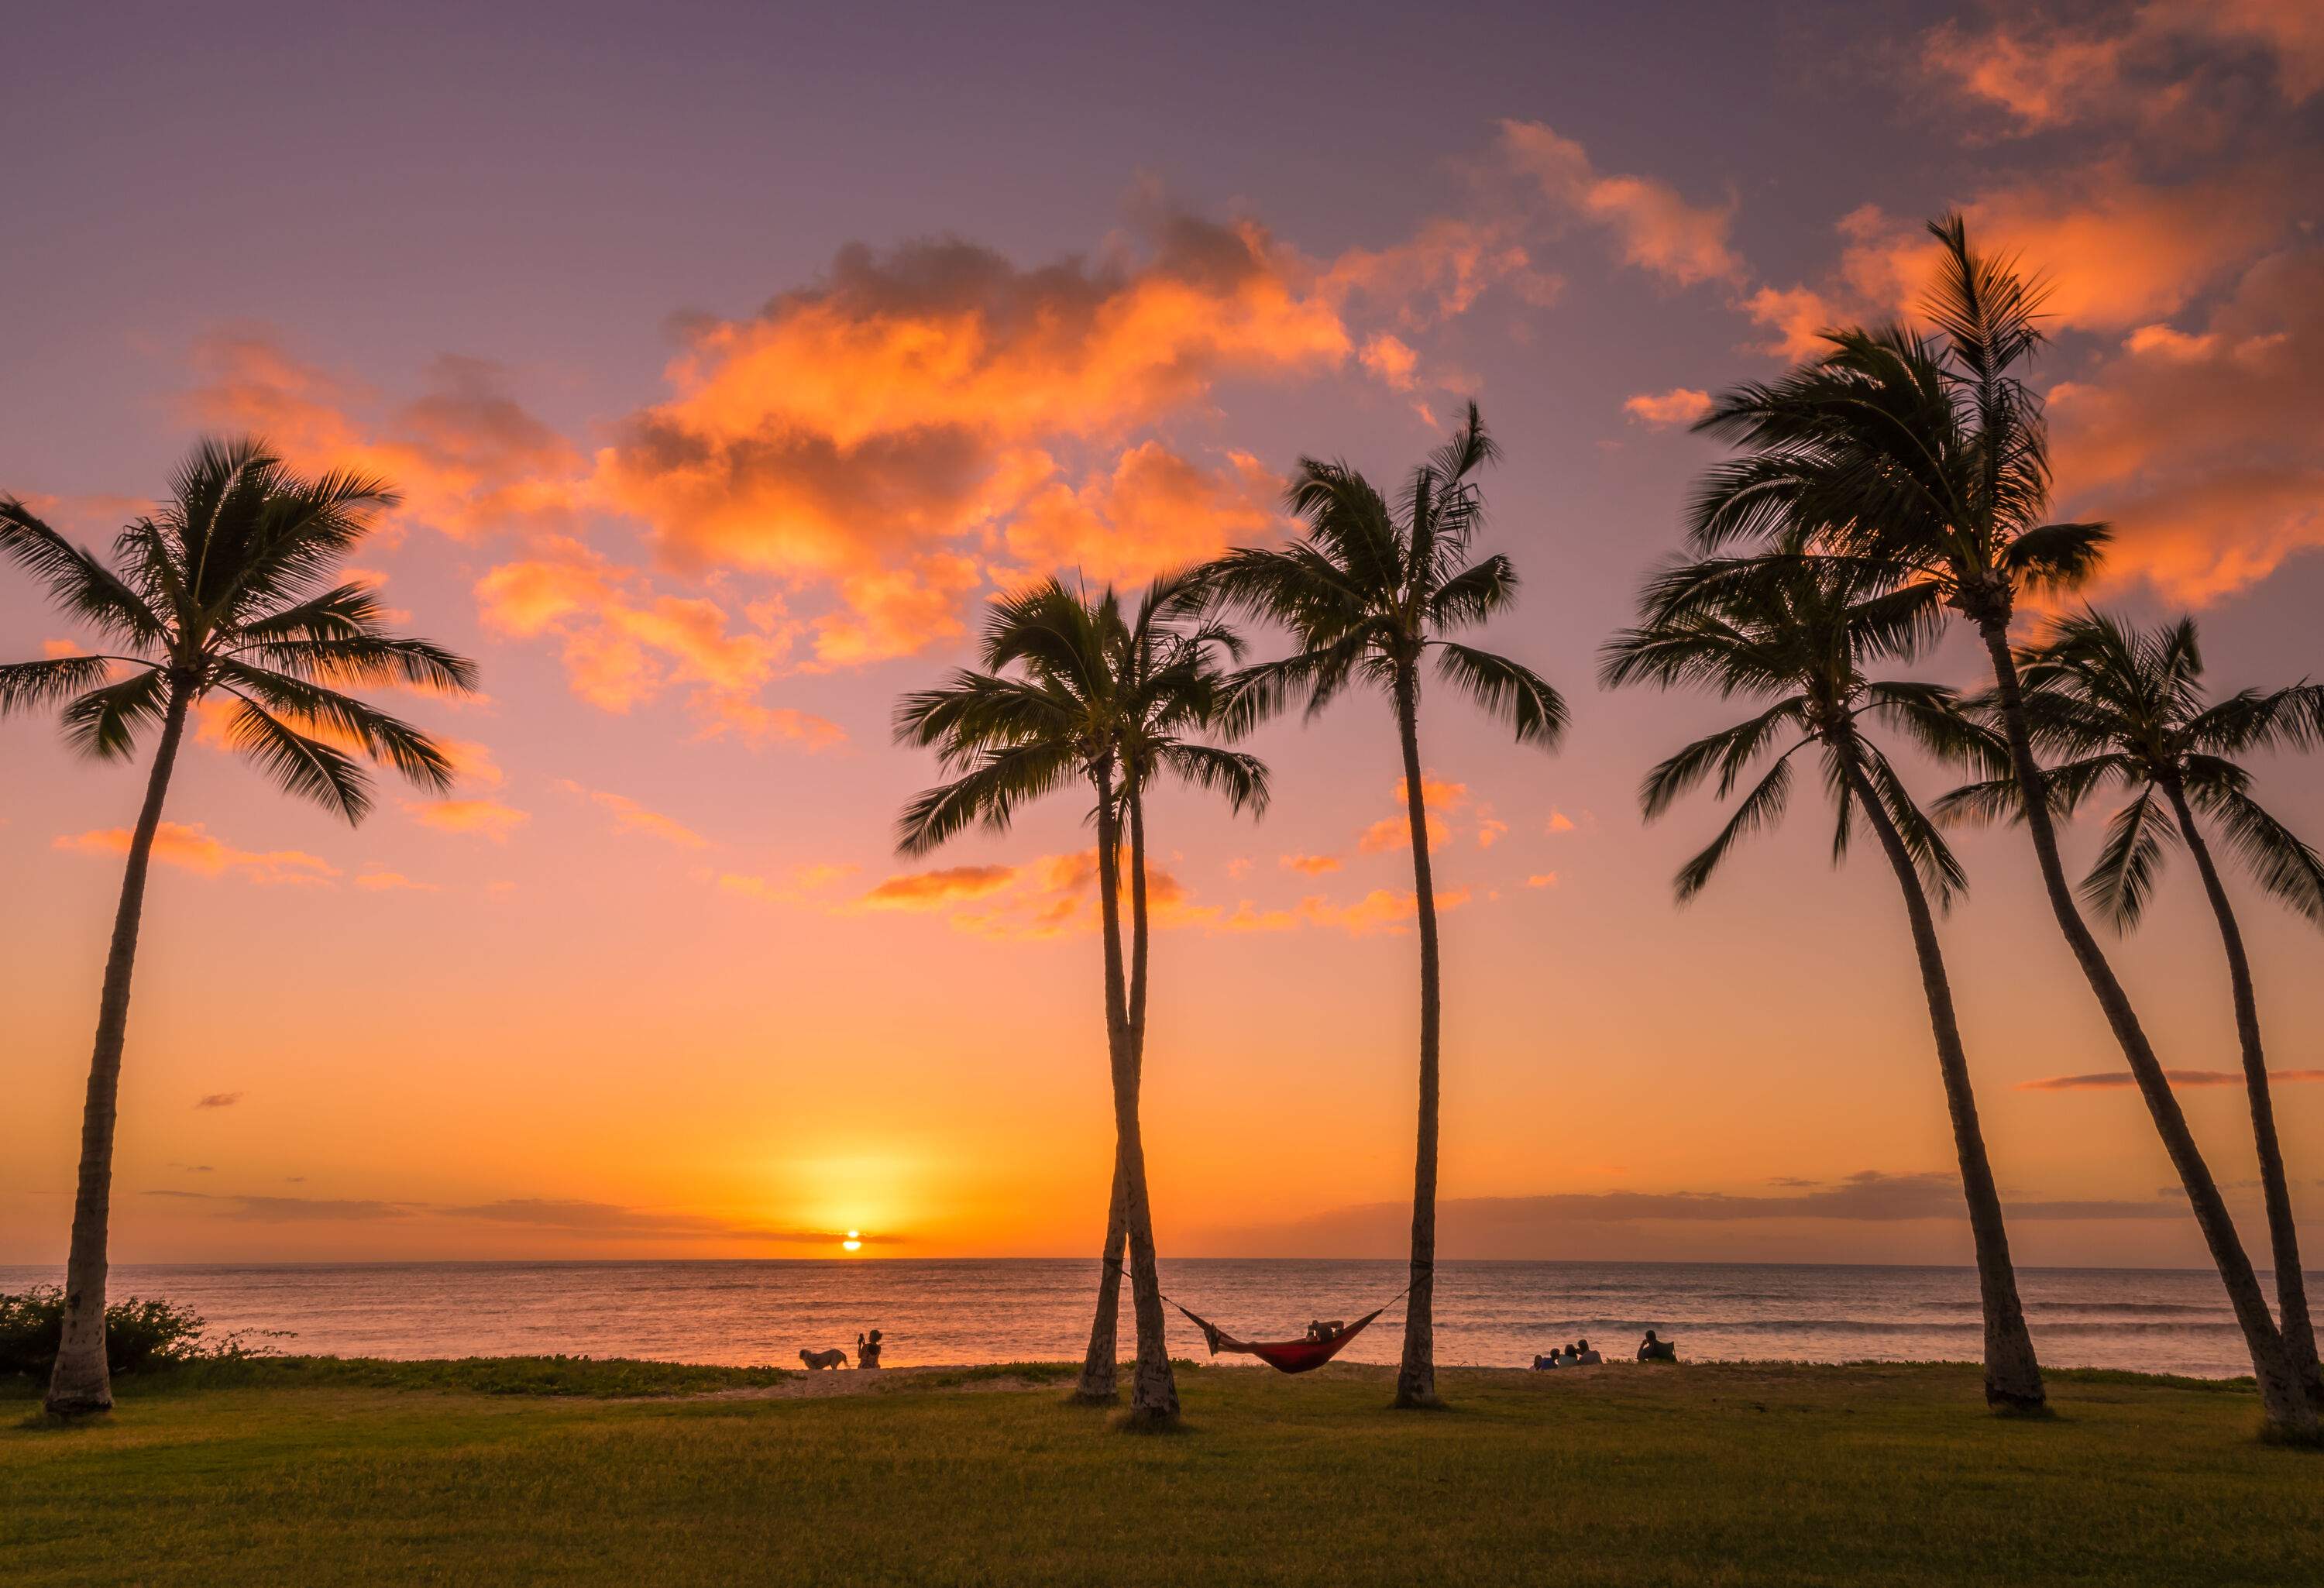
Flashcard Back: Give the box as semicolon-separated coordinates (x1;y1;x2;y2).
843;1229;862;1253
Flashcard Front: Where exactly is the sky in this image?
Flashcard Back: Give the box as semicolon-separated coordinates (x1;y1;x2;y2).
4;0;2322;1269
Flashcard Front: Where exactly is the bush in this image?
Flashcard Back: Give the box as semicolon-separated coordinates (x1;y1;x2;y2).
0;1286;240;1379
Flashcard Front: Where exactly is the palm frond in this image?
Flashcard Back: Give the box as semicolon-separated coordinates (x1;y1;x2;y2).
1433;641;1566;749
2081;786;2174;930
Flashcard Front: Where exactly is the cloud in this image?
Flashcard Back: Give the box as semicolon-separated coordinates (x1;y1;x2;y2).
1295;885;1473;937
437;737;504;791
591;213;1351;663
1546;809;1577;834
1622;388;1714;428
54;822;339;885
1280;852;1343;876
1921;2;2324;134
181;330;581;540
2020;1066;2324;1091
1476;814;1509;849
407;798;531;841
2047;248;2324;602
194;1092;243;1110
147;1188;899;1243
561;782;710;848
1322;215;1562;328
1498;120;1743;287
354;868;440;892
1222;1170;2189;1253
1525;873;1559;889
1745;174;2289;358
859;864;1019;911
991;442;1284;596
147;1190;415;1222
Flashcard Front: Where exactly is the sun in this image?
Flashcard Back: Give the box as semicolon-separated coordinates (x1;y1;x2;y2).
842;1229;862;1253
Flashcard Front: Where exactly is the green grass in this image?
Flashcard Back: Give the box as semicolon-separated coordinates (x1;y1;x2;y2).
4;1359;2318;1586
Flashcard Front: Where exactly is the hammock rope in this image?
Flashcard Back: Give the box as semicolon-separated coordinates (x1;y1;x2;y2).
1116;1270;1410;1374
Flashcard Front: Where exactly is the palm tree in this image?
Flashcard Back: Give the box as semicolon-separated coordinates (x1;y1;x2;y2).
1202;403;1565;1408
894;573;1263;1425
1688;215;2316;1435
1941;611;2324;1404
1;438;480;1417
1603;553;2047;1411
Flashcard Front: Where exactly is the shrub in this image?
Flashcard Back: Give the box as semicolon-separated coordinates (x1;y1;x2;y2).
0;1286;237;1378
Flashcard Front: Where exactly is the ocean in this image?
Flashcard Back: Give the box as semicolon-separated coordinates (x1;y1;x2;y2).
2;1259;2288;1378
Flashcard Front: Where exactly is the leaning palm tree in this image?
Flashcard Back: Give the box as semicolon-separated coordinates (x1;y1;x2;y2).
1202;403;1564;1408
1604;553;2046;1411
894;573;1263;1425
1;438;480;1417
1690;215;2315;1435
1941;611;2324;1403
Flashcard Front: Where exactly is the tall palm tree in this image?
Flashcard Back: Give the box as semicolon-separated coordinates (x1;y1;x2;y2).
1941;611;2324;1404
1603;553;2047;1411
894;573;1263;1425
1;438;480;1418
1688;215;2316;1435
1202;404;1565;1408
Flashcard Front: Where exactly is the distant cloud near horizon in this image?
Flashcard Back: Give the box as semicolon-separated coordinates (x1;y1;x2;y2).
146;1188;901;1245
194;1092;243;1109
2021;1067;2324;1091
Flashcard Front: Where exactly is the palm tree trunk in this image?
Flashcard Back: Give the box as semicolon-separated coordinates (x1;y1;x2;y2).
46;685;190;1418
1974;618;2313;1436
2161;776;2321;1405
1074;785;1150;1403
1092;765;1177;1426
1838;746;2044;1411
1074;1156;1128;1401
1391;667;1443;1409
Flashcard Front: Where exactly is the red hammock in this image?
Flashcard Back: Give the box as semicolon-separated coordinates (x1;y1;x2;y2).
1170;1301;1392;1374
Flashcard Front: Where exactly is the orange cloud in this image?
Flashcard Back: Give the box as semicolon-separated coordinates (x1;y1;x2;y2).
1622;388;1714;428
407;799;531;841
995;442;1284;592
1526;873;1559;889
1923;3;2324;134
182;330;580;540
1322;215;1562;328
1280;853;1344;876
54;822;340;885
1476;815;1509;850
355;868;441;893
562;782;709;848
1297;885;1475;937
1499;121;1742;287
1546;810;1577;834
2049;249;2324;602
859;865;1019;912
590;216;1349;660
1360;813;1448;854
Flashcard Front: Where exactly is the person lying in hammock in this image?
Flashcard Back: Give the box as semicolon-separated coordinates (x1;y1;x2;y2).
1305;1318;1346;1342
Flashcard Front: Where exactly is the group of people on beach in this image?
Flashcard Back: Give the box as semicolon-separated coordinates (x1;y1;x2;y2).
1532;1331;1677;1369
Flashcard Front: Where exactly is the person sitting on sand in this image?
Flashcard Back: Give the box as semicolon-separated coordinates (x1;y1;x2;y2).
1532;1352;1558;1370
1573;1338;1603;1366
1305;1318;1346;1343
1637;1329;1677;1363
856;1328;882;1369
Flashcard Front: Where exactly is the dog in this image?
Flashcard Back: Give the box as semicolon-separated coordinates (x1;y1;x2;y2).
799;1347;849;1370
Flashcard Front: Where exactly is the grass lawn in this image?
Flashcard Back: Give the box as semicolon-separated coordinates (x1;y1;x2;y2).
5;1358;2319;1586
